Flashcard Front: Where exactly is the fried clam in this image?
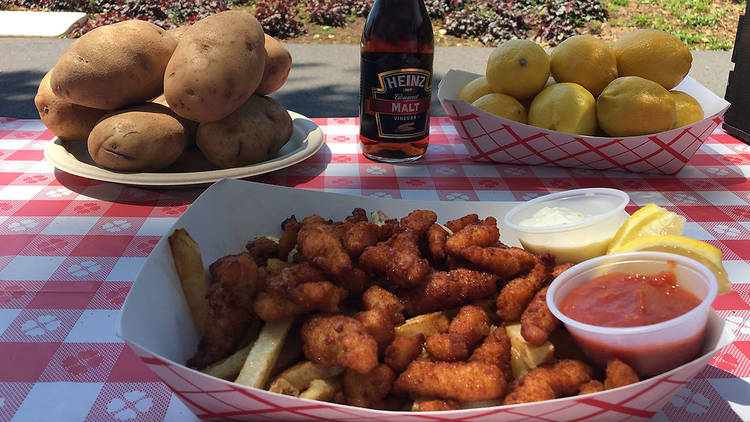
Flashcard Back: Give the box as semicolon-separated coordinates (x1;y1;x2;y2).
520;286;561;346
395;359;508;402
403;268;499;316
301;314;378;374
252;262;348;322
460;246;537;280
470;325;513;382
298;215;353;278
187;252;259;369
343;363;396;408
359;228;430;288
444;217;500;256
496;253;555;321
425;305;491;361
503;359;593;405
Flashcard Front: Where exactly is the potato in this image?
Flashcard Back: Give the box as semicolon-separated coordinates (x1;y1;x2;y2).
51;20;176;110
150;94;198;142
166;25;190;42
164;11;266;123
256;34;292;95
88;103;190;171
35;71;106;141
196;95;293;168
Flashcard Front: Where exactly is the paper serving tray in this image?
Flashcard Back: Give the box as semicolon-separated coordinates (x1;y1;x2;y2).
437;70;730;175
117;179;734;421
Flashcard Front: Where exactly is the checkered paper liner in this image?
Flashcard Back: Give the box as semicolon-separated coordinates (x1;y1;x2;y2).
437;70;731;175
128;321;731;422
118;179;735;421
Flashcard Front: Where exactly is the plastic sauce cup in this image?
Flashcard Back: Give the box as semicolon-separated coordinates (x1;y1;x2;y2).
547;251;718;377
504;188;629;264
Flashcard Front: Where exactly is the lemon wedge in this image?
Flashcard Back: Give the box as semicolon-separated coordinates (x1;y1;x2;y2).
606;203;686;254
609;234;731;295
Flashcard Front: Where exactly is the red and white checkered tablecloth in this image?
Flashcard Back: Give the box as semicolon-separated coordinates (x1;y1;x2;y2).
0;116;748;422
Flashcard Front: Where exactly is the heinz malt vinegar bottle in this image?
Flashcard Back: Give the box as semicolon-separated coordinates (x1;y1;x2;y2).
359;0;434;162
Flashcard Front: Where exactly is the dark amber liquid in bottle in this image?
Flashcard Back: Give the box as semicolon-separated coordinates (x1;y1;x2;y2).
360;0;434;162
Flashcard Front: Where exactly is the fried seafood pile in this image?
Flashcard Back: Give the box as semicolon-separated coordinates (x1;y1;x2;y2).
171;209;641;411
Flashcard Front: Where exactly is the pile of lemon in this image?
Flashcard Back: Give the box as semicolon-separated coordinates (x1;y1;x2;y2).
459;29;705;137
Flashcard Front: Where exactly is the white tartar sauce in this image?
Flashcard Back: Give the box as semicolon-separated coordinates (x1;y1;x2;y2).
519;206;586;227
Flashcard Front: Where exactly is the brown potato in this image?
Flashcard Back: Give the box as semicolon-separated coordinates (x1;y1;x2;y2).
35;71;106;141
196;95;292;168
150;94;198;142
166;24;190;42
51;20;176;110
164;11;266;123
88;103;190;171
256;34;292;96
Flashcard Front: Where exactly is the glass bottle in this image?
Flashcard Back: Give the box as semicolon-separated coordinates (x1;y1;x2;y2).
359;0;434;162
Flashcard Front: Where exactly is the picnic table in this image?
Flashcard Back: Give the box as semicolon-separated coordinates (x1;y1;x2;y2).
0;116;748;421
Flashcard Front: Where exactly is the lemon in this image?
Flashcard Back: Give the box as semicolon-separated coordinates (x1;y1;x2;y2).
606;203;686;254
671;91;704;129
610;235;731;295
528;82;597;135
486;39;550;99
550;35;618;96
459;76;494;104
613;29;692;90
597;76;676;137
472;93;527;124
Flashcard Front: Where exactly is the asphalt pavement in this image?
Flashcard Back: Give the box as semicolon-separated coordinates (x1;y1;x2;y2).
0;38;735;120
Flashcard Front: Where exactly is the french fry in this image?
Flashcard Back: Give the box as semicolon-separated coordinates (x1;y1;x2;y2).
506;322;555;379
203;342;252;380
202;321;262;380
235;317;295;389
395;312;450;337
268;361;344;394
268;327;304;381
461;399;505;409
168;228;210;335
299;377;342;401
268;377;299;396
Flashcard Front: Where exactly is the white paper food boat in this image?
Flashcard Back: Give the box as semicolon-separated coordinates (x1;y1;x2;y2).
117;179;734;420
438;70;731;175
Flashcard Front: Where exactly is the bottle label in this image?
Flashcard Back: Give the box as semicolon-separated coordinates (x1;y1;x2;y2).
360;53;432;142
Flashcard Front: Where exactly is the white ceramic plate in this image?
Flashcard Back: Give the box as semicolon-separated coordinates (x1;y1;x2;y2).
43;110;324;187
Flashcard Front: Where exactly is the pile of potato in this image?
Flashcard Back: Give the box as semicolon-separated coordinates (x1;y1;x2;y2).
35;11;294;172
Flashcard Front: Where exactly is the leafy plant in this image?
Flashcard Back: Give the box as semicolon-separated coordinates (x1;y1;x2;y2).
339;0;373;17
307;0;348;27
68;0;230;35
444;3;527;46
529;0;609;45
253;0;306;38
10;0;98;12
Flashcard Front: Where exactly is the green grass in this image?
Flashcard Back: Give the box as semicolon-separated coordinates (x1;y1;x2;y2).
628;14;674;31
679;11;722;27
673;29;706;46
633;0;733;20
706;35;734;50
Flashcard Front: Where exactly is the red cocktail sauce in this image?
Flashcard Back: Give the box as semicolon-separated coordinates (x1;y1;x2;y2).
560;271;705;376
560;271;701;327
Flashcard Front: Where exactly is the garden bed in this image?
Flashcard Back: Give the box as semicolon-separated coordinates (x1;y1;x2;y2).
4;0;745;50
